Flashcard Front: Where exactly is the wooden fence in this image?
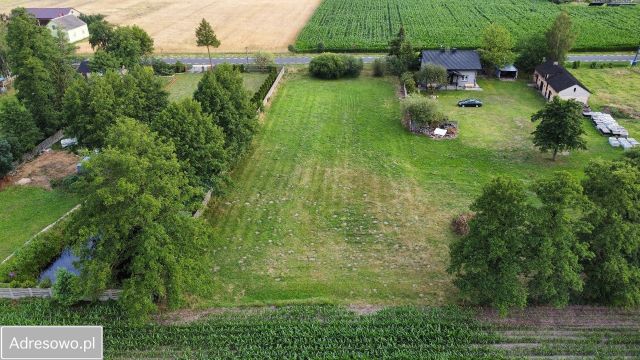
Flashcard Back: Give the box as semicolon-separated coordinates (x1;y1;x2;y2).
262;67;286;107
0;288;121;300
13;129;65;167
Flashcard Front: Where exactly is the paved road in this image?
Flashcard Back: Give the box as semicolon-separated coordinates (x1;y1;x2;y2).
161;53;637;66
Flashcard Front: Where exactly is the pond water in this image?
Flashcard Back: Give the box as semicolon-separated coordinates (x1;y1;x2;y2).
38;248;80;283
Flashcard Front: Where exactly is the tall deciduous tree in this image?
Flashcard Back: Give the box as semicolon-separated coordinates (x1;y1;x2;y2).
194;64;257;162
0;98;42;159
152;99;228;194
546;11;577;63
0;139;12;178
528;172;593;306
478;23;515;69
0;19;10;77
531;97;586;161
582;159;640;306
195;19;220;68
515;33;547;74
68;118;212;319
448;177;531;314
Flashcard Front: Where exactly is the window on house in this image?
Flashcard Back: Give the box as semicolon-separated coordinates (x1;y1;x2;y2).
460;75;468;81
573;87;576;92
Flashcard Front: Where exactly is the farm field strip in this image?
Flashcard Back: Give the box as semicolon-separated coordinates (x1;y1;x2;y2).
296;0;640;52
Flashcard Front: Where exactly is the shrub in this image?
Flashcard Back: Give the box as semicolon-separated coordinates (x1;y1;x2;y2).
39;278;52;289
572;61;580;69
287;44;297;53
151;58;175;76
52;268;81;306
0;222;70;283
254;52;275;68
401;72;417;94
402;95;447;128
0;139;13;178
309;53;363;79
590;62;598;69
174;61;187;73
317;42;325;53
386;55;408;76
372;58;386;77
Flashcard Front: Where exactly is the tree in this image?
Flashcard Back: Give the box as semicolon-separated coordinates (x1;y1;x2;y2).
89;49;121;73
531;97;586;161
78;13;106;27
125;66;169;124
389;26;407;57
309;53;363;79
107;25;154;69
88;19;114;50
194;64;257;161
528;172;593;306
546;12;577;63
402;95;446;129
581;159;640;306
515;33;547;74
448;177;531;314
0;19;10;77
68;118;212;318
0;138;12;178
416;63;448;92
195;19;220;68
478;24;515;70
388;27;416;72
152;99;228;194
0;98;42;159
254;52;275;68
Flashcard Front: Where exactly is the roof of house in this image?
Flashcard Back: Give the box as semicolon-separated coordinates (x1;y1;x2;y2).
26;8;75;20
421;50;482;71
49;14;87;31
535;60;590;93
497;64;518;72
77;59;90;75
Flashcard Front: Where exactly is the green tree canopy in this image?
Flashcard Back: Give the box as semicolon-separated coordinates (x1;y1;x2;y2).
546;11;577;63
89;49;121;73
195;19;220;67
582;159;640;306
448;177;531;314
194;64;257;162
0;138;12;178
68;118;212;319
478;23;515;69
0;98;42;159
88;19;115;50
531;97;586;161
416;63;448;92
528;172;593;306
152;99;228;194
515;33;547;74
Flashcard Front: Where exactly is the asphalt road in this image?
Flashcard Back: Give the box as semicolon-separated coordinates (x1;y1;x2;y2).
162;54;637;66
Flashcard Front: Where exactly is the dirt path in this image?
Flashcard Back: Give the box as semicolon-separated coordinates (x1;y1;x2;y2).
1;150;79;190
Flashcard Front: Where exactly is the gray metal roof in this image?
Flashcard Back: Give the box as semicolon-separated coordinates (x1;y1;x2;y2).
421;50;482;71
498;64;518;72
535;60;590;93
49;14;86;30
26;8;74;20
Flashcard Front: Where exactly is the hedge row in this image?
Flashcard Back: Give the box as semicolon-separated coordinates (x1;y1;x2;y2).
251;66;280;110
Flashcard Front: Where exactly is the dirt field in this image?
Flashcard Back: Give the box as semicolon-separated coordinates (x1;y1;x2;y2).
0;150;79;190
0;0;322;53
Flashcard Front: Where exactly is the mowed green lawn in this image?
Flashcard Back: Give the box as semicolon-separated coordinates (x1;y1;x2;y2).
0;186;78;261
201;74;622;307
166;72;268;101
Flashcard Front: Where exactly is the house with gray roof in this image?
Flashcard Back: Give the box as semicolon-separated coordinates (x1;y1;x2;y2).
421;49;483;89
534;61;590;105
46;14;89;43
26;8;80;25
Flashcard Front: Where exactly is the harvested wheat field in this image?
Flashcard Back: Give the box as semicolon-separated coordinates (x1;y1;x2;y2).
0;0;322;53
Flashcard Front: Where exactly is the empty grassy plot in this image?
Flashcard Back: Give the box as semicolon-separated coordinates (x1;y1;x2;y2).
571;67;640;119
0;186;78;260
166;73;269;101
201;75;621;308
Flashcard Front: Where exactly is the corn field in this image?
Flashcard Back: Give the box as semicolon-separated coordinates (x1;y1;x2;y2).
295;0;640;52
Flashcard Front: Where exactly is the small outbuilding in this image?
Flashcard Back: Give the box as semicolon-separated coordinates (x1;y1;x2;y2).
495;64;518;80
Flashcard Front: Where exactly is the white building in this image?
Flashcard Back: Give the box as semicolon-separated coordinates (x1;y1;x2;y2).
534;61;591;105
46;14;89;43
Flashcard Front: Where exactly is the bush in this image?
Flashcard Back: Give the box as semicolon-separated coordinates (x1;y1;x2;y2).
254;52;275;68
52;268;81;306
386;55;408;77
317;42;325;53
401;72;417;94
0;139;13;178
252;67;280;109
287;44;297;53
572;61;581;69
174;61;187;73
151;58;175;76
590;62;598;69
402;95;447;128
39;278;52;289
372;58;386;77
309;53;363;79
0;222;70;283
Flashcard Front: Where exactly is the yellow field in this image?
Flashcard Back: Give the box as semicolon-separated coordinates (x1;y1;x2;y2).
0;0;322;53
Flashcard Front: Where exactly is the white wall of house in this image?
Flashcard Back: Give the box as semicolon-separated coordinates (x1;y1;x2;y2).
455;71;477;87
558;85;590;105
47;23;89;43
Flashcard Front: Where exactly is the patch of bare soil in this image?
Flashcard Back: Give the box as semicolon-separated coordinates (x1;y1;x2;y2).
1;150;79;190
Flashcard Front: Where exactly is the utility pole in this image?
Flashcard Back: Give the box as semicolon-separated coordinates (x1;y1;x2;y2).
632;46;639;67
246;47;249;65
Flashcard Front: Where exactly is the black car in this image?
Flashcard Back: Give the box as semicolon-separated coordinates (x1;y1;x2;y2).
458;99;483;107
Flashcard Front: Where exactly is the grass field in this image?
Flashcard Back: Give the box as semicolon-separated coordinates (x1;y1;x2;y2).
0;186;78;261
166;73;269;101
296;0;640;52
200;74;622;307
571;67;640;119
0;0;322;53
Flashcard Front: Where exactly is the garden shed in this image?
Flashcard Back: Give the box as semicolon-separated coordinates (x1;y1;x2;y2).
495;65;518;80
